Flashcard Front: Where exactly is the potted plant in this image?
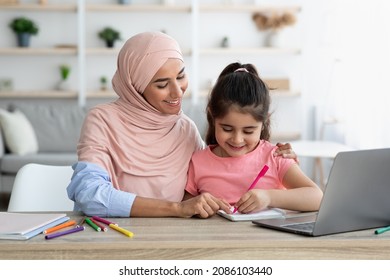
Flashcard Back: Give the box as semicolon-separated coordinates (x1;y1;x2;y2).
57;64;71;90
100;76;108;91
9;17;39;47
98;27;122;48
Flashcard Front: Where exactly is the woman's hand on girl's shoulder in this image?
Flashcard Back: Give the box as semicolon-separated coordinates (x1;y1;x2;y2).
274;142;299;164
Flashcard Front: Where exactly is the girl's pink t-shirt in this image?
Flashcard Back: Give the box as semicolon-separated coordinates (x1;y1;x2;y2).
185;140;295;205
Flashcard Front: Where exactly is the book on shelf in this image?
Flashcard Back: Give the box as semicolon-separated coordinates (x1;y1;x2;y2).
0;212;69;240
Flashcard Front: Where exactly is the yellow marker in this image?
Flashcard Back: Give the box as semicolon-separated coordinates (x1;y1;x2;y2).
109;223;134;238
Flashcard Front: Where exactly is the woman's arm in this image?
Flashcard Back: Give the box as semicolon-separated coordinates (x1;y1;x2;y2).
67;162;135;217
131;192;231;218
68;162;231;218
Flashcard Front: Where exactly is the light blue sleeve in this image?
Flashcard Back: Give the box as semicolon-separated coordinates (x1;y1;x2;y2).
67;162;136;217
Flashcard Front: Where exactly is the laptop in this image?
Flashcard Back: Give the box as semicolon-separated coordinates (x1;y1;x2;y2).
253;148;390;236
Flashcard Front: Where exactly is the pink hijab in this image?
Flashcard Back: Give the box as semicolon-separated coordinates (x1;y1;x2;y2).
77;32;204;202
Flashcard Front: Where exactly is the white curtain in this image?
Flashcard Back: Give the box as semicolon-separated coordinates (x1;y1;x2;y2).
325;0;390;149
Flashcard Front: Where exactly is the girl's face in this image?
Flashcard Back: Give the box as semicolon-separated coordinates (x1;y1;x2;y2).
214;108;262;157
143;58;188;115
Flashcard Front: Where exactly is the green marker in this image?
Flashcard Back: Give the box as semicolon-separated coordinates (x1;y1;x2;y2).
375;225;390;235
85;218;101;232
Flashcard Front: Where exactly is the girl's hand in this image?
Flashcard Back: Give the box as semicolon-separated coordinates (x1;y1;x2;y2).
274;142;299;164
178;193;231;218
234;189;271;214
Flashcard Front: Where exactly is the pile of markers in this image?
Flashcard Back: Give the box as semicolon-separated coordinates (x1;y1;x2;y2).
44;216;134;240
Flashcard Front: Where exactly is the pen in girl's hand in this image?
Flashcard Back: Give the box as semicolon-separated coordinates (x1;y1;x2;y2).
233;164;269;214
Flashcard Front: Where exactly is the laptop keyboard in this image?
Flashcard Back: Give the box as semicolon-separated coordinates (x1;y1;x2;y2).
283;222;315;232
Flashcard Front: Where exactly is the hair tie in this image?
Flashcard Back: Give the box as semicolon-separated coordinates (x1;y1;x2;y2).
234;68;249;73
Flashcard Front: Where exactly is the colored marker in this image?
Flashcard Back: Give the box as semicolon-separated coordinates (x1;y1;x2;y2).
76;217;86;228
375;225;390;235
91;218;108;232
92;216;118;226
43;220;76;234
233;164;269;213
109;223;134;238
85;218;101;232
45;226;84;240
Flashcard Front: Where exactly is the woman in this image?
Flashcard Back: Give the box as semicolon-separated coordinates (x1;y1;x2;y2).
67;31;296;218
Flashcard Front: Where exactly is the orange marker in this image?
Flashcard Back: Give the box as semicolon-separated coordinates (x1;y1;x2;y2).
43;220;76;234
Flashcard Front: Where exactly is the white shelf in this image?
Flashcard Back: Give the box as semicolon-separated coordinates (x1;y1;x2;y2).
200;89;300;98
271;132;301;142
0;90;77;99
86;48;119;55
85;47;192;56
200;47;301;55
0;47;77;55
0;3;300;13
86;4;191;13
86;90;116;99
200;5;301;13
0;3;77;12
271;90;301;97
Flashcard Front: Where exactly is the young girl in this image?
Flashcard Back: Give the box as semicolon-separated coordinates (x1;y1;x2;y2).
184;62;323;214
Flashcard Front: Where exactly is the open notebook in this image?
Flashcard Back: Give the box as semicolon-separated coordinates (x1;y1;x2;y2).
0;212;69;240
217;207;286;222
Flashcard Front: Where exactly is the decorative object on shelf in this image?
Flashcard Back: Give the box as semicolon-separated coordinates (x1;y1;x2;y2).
162;0;175;5
98;27;122;48
252;12;296;47
0;0;19;4
9;17;39;47
264;78;290;91
118;0;130;4
56;64;71;91
39;0;47;4
221;36;229;48
0;78;13;92
100;76;108;91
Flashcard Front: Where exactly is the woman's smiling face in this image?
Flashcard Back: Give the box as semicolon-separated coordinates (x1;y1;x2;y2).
143;58;188;115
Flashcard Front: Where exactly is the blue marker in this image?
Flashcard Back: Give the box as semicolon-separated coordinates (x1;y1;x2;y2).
375;225;390;235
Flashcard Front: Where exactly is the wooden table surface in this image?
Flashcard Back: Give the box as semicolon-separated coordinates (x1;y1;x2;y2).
1;212;389;260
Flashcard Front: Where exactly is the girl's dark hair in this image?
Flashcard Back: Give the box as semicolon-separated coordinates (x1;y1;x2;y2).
205;62;271;145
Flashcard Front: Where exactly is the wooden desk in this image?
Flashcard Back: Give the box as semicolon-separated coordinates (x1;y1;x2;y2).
0;212;389;260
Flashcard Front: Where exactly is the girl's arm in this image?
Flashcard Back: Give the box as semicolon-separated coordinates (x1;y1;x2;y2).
272;164;323;211
235;164;323;213
268;163;323;211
